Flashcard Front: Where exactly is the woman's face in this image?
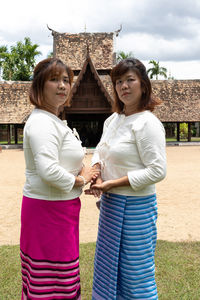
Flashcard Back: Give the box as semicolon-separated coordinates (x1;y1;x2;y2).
115;70;143;114
43;70;71;112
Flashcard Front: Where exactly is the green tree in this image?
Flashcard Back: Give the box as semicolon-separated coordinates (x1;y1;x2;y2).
0;37;41;81
0;46;8;80
116;51;134;63
147;60;167;80
179;123;188;139
47;51;53;58
174;123;190;139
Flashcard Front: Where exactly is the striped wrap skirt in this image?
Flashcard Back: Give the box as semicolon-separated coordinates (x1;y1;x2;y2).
92;192;158;300
20;195;81;300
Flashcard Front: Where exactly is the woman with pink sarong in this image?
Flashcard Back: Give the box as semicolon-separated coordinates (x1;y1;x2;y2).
20;58;98;300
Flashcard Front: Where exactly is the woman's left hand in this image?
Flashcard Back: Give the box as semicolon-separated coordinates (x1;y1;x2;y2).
90;180;113;193
84;177;103;197
85;176;129;194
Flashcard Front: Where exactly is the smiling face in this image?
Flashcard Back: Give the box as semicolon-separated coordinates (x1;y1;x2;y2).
115;70;143;115
42;71;71;115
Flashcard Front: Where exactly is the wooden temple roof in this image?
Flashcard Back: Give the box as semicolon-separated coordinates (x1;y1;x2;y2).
67;53;113;108
152;80;200;122
0;78;200;124
0;81;33;124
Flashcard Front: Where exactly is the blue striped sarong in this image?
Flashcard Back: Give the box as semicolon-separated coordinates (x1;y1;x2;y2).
92;192;158;300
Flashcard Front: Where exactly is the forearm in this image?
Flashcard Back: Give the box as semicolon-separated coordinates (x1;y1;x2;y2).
92;163;101;172
34;153;76;192
85;175;130;195
92;176;130;193
106;176;130;189
74;165;100;187
74;175;88;187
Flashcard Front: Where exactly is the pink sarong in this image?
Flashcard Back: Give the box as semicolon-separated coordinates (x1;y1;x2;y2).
20;195;81;300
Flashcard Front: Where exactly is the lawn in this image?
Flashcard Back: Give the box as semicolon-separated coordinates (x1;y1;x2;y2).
166;137;200;142
0;241;200;300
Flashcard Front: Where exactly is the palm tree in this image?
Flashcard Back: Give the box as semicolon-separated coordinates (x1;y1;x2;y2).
116;51;134;63
147;60;167;80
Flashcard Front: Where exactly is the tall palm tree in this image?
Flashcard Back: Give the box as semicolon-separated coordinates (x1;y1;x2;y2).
147;60;167;80
116;51;134;63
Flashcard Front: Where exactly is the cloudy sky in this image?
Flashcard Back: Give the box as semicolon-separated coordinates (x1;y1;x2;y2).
0;0;200;79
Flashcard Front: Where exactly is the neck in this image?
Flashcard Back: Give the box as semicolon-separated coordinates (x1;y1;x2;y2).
123;104;140;116
40;103;59;116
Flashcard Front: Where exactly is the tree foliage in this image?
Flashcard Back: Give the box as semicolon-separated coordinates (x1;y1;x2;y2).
116;51;134;63
0;37;41;81
0;46;8;79
147;60;167;80
47;51;53;58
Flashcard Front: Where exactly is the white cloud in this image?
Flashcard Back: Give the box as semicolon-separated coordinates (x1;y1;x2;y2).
0;0;200;79
143;60;200;80
116;33;200;62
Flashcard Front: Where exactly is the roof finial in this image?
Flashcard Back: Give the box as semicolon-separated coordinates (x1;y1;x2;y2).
86;42;90;57
47;24;56;36
115;24;122;37
47;24;65;36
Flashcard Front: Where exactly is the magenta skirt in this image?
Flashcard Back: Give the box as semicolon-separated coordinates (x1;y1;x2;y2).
20;195;81;300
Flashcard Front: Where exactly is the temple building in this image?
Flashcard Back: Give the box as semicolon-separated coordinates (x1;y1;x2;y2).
0;29;200;146
51;30;115;146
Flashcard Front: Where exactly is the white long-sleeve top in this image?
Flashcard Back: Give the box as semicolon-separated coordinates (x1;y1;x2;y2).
23;109;85;200
92;111;167;196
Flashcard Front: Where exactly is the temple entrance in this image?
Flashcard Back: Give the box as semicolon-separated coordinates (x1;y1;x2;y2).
66;113;110;147
62;54;113;147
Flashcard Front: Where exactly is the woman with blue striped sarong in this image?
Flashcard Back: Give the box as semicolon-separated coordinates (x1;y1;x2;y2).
85;58;167;299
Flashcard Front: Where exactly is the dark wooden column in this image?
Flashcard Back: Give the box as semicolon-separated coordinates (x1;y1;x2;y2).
7;124;11;144
188;122;192;142
176;123;180;141
14;125;18;144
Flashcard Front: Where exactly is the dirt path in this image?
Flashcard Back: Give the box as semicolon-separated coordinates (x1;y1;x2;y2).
0;146;200;245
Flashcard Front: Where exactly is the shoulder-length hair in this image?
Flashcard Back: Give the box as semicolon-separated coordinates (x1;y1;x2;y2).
29;58;74;107
110;58;161;113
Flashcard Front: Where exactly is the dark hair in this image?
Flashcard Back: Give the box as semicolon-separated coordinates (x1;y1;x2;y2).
29;58;74;107
110;58;161;113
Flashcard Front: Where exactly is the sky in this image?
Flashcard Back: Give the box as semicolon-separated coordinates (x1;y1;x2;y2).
0;0;200;80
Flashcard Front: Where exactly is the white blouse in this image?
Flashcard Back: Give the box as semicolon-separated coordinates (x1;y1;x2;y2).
23;109;85;200
92;111;167;196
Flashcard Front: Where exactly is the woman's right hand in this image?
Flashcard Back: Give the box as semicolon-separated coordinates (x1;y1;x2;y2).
75;166;99;187
84;177;103;197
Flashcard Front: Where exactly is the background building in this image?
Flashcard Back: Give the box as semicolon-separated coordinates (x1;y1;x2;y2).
0;30;200;146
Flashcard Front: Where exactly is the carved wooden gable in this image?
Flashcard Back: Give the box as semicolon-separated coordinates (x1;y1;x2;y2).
65;55;112;114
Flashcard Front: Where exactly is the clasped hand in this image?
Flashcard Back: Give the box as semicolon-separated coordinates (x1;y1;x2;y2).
84;175;113;197
78;166;99;185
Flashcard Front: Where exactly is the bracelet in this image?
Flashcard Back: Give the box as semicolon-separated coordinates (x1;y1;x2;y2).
78;175;87;187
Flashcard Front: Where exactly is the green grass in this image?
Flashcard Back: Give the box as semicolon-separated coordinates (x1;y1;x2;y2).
0;241;200;300
0;245;21;299
155;241;200;300
1;138;200;145
166;137;200;142
0;140;23;145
